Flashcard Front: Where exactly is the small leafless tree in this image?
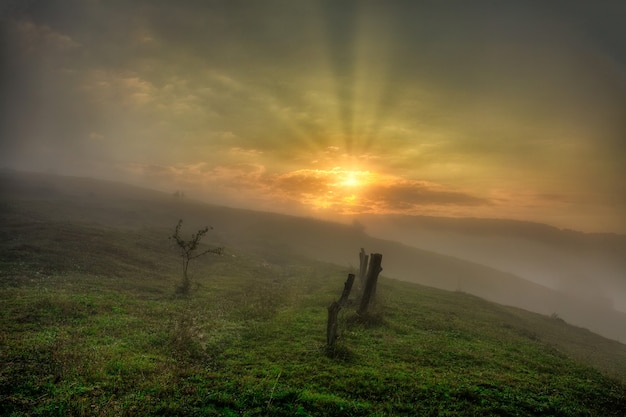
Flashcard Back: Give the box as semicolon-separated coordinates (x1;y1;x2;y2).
170;219;223;294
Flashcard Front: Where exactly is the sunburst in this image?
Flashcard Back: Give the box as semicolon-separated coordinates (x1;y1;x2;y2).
334;169;371;189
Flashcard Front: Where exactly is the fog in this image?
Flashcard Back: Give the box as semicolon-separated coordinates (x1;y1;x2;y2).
357;215;626;315
2;170;625;342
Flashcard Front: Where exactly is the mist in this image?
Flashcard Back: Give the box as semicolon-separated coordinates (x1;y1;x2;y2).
2;170;625;343
357;215;626;314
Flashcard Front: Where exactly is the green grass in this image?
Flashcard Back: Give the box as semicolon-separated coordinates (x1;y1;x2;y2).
1;203;625;416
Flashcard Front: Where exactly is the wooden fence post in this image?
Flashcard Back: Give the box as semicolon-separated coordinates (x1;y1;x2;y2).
327;301;341;348
338;273;355;307
358;248;369;295
358;253;383;315
327;273;356;350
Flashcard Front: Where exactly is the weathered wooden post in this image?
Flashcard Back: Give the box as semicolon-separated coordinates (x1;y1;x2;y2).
358;253;383;315
357;248;369;295
338;273;355;307
327;273;355;350
327;301;341;348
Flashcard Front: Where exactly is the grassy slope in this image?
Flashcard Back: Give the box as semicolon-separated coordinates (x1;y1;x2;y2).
1;173;626;416
5;170;623;342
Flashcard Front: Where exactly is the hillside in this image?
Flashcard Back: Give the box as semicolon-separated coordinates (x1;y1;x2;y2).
1;171;626;415
2;170;624;342
359;214;626;313
0;176;626;416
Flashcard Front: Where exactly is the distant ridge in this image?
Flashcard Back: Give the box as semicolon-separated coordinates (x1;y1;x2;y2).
358;213;626;317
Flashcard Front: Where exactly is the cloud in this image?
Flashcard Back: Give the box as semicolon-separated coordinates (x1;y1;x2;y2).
272;170;334;196
81;70;158;108
365;181;490;208
229;147;264;157
266;168;491;215
13;19;81;52
124;161;490;216
128;162;263;186
2;1;624;231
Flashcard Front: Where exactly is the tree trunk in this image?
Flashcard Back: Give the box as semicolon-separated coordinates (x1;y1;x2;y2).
181;259;191;294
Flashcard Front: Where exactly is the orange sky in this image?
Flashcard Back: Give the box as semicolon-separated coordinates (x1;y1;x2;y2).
2;1;625;233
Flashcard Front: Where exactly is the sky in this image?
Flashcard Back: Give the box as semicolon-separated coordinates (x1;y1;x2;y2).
2;0;625;233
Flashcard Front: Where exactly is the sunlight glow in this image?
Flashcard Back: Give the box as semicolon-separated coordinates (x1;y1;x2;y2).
340;172;361;188
280;167;377;212
334;169;371;189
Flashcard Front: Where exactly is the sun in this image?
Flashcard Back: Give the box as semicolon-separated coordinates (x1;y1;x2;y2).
340;172;362;188
334;169;374;190
282;166;380;213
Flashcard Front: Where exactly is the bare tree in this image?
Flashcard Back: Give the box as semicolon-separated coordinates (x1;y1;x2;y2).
170;219;223;294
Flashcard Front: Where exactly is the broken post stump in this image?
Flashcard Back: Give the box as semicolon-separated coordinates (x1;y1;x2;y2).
338;273;355;307
358;253;383;315
358;248;369;295
327;273;356;349
327;301;341;348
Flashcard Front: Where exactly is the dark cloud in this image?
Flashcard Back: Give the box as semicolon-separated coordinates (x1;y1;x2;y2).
366;182;490;208
273;172;330;196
